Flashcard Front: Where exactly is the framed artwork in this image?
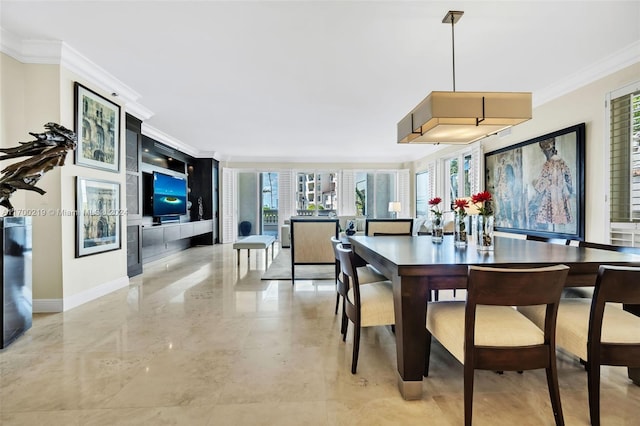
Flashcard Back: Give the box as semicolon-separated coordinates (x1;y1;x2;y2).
76;177;121;257
74;82;120;172
484;123;586;240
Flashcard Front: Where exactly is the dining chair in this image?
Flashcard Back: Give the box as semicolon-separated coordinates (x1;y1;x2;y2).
364;218;413;236
290;218;338;283
565;242;640;298
518;265;640;426
330;236;386;338
426;264;570;426
336;243;394;374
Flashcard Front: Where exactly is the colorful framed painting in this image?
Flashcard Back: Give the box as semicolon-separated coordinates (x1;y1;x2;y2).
484;123;586;240
74;82;120;172
76;177;122;257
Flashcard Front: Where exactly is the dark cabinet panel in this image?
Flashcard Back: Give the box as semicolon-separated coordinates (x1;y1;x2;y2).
126;114;143;277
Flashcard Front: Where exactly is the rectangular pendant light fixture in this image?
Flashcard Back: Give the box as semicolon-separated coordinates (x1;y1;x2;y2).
397;91;532;144
397;11;532;145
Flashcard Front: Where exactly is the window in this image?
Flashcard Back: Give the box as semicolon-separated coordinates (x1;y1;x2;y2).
261;172;278;237
354;171;405;218
608;82;640;246
295;171;337;215
416;170;430;217
609;87;640;222
443;150;477;211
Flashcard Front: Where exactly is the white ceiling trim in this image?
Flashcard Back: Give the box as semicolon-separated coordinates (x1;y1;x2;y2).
0;27;153;121
141;124;200;158
534;40;640;107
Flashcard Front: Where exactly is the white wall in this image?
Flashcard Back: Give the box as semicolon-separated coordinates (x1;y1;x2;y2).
0;53;128;311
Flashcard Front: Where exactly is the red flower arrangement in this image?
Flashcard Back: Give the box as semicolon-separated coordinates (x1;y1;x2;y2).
471;191;493;216
453;198;470;218
471;191;494;248
428;197;443;225
428;197;442;208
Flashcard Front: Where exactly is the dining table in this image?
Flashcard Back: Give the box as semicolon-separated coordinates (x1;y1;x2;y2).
348;234;640;400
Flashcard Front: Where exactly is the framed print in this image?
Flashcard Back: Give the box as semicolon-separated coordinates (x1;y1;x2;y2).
76;177;121;257
484;123;585;240
74;82;120;172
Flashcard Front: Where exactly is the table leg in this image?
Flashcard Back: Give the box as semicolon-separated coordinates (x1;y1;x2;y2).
393;275;430;400
236;249;240;265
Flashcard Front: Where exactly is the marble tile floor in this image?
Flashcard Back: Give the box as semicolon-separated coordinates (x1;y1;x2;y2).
1;243;639;425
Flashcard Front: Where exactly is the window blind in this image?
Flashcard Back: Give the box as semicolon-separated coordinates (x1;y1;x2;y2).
398;169;410;218
278;170;294;231
339;170;356;216
609;88;640;222
221;167;236;243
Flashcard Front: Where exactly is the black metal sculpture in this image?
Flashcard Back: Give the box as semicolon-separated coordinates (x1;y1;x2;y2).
0;123;77;215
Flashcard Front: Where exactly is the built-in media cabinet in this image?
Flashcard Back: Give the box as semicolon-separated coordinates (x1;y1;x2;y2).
141;220;214;263
125;114;219;272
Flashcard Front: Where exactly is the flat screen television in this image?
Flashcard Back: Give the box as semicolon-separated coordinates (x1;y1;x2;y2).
152;171;188;217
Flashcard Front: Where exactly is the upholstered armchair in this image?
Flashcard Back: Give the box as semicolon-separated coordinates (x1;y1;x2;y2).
290;218;339;283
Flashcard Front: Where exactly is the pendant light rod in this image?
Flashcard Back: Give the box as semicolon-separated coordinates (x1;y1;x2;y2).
443;11;464;92
397;10;532;145
450;13;456;91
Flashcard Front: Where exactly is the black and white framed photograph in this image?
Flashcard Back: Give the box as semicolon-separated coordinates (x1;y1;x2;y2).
484;123;586;240
74;82;120;172
76;177;121;257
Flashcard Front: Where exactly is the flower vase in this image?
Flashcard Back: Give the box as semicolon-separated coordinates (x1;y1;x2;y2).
431;215;443;243
454;215;468;248
475;214;494;251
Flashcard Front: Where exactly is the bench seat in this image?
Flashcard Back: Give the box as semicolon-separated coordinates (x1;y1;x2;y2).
233;235;276;265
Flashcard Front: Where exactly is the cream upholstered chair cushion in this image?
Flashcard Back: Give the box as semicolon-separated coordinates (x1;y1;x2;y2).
518;300;640;361
347;281;394;327
427;302;545;363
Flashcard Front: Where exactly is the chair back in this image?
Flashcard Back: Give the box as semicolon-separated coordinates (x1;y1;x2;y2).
467;265;570;307
290;218;338;264
330;236;341;262
466;265;569;347
336;243;361;306
590;265;640;321
365;219;413;236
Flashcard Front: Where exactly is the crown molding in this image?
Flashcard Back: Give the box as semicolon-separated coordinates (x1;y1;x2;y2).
1;27;154;121
534;40;640;107
141;124;200;158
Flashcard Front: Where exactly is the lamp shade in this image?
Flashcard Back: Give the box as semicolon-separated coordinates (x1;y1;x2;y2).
397;91;532;144
388;201;401;213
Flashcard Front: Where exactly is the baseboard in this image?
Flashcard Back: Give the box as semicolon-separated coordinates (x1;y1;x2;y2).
33;275;130;313
33;299;64;313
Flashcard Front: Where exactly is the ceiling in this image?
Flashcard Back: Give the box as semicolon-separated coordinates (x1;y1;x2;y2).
1;1;639;163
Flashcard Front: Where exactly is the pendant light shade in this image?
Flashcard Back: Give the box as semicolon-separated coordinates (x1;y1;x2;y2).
397;11;532;145
397;91;532;144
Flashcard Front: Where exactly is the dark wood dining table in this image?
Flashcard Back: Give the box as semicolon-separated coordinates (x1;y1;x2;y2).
348;234;640;400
